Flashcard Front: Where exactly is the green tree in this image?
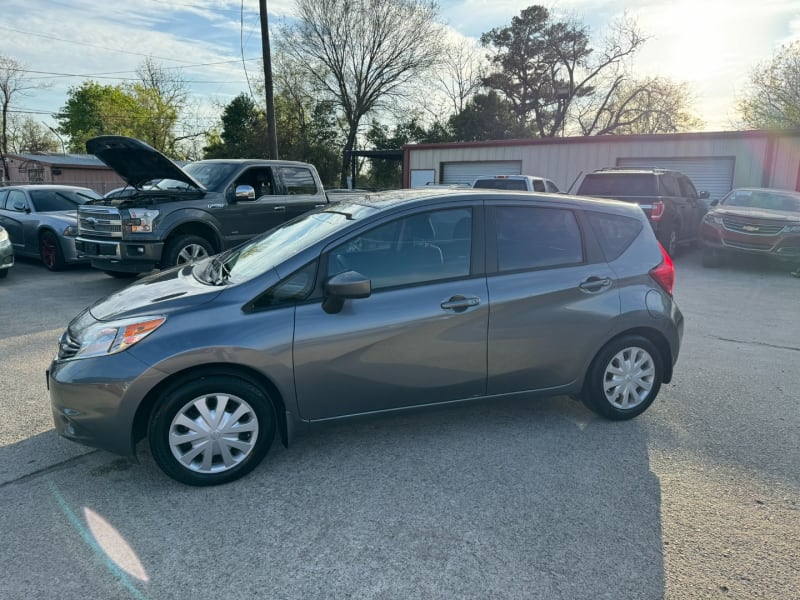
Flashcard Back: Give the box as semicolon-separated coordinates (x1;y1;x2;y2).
480;5;645;137
737;41;800;129
129;57;188;154
55;81;141;152
282;0;443;187
204;93;268;158
449;91;531;141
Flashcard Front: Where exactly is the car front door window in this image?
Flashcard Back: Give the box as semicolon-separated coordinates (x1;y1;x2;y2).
329;208;472;290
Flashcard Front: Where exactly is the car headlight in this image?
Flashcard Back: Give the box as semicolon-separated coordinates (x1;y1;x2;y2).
703;214;723;225
782;224;800;233
122;209;159;233
63;225;78;237
73;315;166;360
0;228;8;243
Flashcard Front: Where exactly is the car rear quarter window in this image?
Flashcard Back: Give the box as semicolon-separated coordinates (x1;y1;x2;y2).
585;211;643;261
494;206;583;271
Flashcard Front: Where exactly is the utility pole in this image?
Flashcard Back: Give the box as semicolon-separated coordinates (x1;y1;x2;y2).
259;0;278;159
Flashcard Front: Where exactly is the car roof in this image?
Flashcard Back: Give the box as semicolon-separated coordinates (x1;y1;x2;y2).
333;188;644;218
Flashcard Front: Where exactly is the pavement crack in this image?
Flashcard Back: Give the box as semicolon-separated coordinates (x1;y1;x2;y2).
712;336;800;353
0;450;99;488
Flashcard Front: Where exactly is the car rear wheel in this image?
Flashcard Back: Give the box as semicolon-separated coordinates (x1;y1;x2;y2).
39;231;65;271
162;234;214;268
148;375;276;486
583;335;663;420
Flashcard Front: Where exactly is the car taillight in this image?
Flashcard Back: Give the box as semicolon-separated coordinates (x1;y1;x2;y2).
650;243;675;296
650;201;664;221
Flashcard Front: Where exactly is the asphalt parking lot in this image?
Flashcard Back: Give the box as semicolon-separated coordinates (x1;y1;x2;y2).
0;252;798;600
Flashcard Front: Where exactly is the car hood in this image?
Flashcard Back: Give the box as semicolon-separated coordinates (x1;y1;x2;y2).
711;206;800;222
85;263;222;322
86;136;206;192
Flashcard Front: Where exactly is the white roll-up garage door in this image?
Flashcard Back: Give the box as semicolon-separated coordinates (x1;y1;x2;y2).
617;157;734;203
442;161;522;185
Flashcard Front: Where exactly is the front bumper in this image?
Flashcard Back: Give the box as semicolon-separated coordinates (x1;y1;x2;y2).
701;222;800;261
76;237;164;272
48;350;163;458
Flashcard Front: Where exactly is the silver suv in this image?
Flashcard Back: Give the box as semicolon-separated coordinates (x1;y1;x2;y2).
49;188;683;485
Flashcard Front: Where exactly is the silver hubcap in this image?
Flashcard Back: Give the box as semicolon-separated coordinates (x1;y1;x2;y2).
168;393;259;474
603;346;655;409
176;244;209;264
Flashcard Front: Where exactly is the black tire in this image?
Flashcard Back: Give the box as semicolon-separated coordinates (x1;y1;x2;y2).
0;268;7;279
148;375;276;486
701;247;721;268
103;270;138;279
39;231;65;271
162;234;215;268
582;335;664;420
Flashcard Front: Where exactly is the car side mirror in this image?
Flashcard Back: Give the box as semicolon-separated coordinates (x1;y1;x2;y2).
710;198;719;207
699;191;710;199
13;201;29;212
235;185;256;202
323;270;371;314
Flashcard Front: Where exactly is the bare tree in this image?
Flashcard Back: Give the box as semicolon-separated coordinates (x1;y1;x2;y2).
7;115;60;153
737;41;800;129
282;0;443;186
0;55;50;179
129;57;189;153
436;37;486;115
575;76;703;135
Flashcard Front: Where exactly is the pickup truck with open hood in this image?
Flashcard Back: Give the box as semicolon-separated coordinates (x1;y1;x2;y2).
76;136;330;276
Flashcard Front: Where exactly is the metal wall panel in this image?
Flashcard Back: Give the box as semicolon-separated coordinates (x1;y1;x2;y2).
441;161;521;184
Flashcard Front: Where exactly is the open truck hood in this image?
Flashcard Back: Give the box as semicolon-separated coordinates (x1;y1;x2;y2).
86;136;206;192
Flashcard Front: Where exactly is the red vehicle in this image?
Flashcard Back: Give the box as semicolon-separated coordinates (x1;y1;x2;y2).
700;187;800;267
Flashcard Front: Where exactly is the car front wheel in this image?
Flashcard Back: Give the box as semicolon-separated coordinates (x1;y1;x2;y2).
583;335;663;420
162;234;214;268
148;375;276;486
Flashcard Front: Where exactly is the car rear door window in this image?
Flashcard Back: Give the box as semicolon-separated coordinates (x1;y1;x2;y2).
494;206;583;271
329;208;472;290
276;166;319;195
532;179;546;192
659;173;681;197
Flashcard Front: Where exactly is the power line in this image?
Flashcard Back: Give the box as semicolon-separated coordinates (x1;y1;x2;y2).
14;58;262;81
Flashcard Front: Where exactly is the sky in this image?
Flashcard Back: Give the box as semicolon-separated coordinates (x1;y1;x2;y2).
2;0;800;144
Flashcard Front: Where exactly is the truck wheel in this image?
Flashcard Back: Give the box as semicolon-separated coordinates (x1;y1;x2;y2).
163;235;215;268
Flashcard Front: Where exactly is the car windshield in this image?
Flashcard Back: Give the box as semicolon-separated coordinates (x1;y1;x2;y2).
195;204;374;285
182;162;241;191
580;174;658;196
722;189;800;212
29;189;102;211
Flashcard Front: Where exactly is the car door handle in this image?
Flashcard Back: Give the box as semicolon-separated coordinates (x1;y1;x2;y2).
579;277;612;293
273;206;286;212
208;203;224;209
440;295;481;311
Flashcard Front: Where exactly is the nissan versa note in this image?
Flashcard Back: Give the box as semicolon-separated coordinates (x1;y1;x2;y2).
48;189;683;486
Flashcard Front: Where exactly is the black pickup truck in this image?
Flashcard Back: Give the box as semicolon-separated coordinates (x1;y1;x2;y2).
76;136;331;276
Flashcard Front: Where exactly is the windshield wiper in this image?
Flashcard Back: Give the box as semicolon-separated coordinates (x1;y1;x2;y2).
202;253;235;286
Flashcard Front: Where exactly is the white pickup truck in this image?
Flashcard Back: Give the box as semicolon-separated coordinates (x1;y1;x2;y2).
472;175;561;193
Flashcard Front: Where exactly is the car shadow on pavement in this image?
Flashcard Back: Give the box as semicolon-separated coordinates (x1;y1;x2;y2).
0;395;665;600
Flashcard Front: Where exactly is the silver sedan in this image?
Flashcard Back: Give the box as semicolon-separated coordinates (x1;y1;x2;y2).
0;185;102;270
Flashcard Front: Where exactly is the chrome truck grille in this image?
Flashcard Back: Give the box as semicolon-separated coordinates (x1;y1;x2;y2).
78;206;123;238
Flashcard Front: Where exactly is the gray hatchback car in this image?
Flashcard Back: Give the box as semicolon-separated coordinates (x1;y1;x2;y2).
49;189;683;485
